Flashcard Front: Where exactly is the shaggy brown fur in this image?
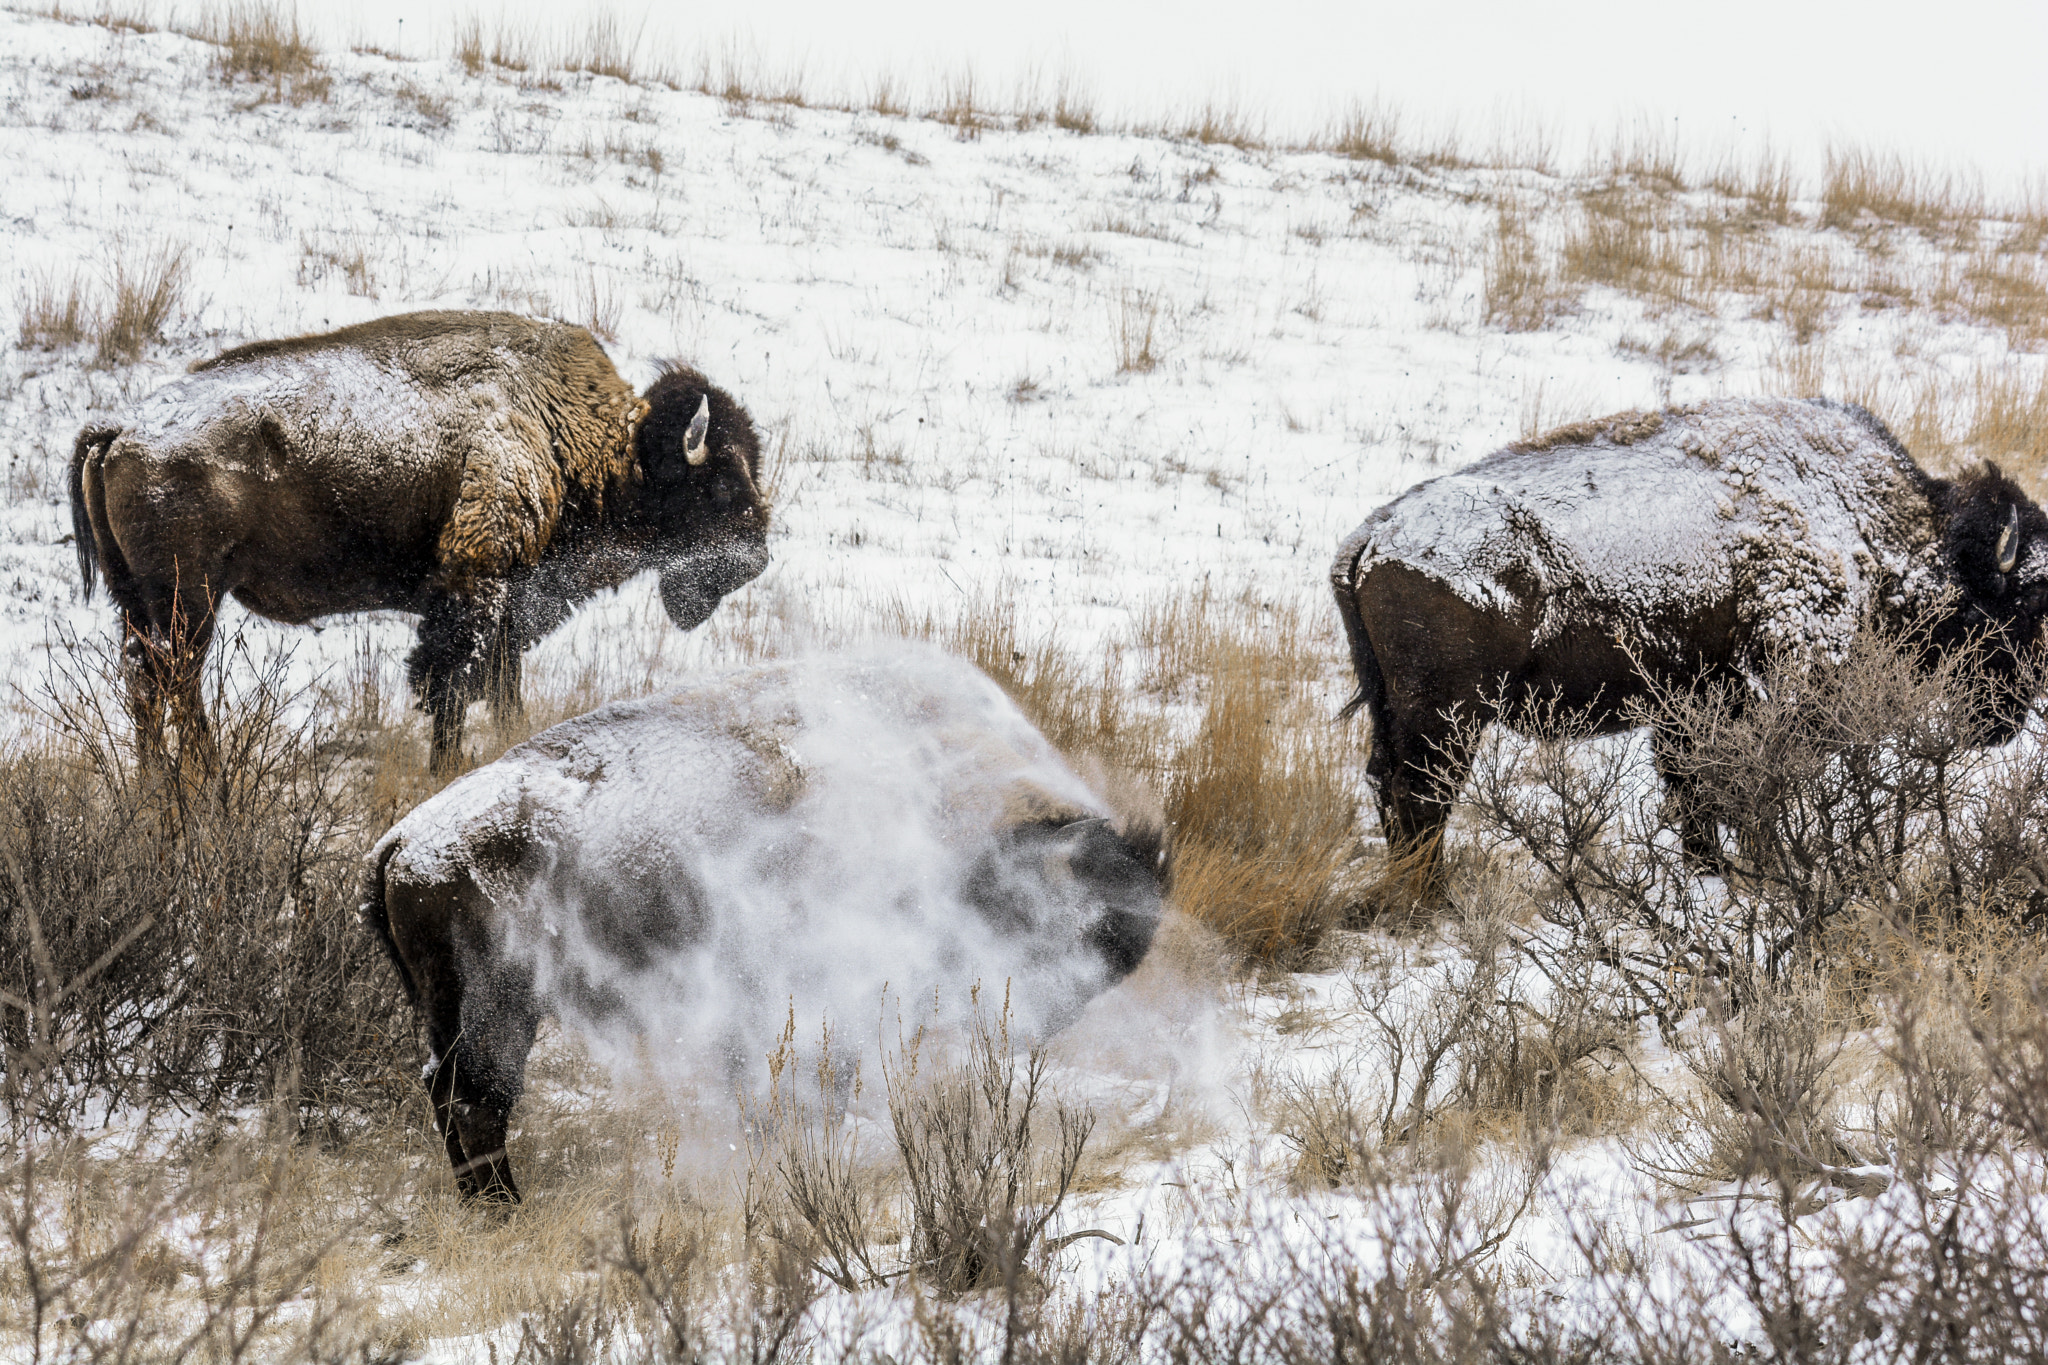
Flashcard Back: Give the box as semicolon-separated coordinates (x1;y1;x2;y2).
1506;406;1671;453
72;311;768;771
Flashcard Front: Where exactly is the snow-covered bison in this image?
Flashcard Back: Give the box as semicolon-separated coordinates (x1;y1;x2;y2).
69;311;768;771
1331;396;2048;876
363;646;1166;1203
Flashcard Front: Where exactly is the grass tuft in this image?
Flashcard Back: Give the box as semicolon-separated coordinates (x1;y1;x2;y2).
94;241;187;365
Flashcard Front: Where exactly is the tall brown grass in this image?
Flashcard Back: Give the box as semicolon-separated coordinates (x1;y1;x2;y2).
192;0;326;102
1822;145;1983;232
15;270;90;350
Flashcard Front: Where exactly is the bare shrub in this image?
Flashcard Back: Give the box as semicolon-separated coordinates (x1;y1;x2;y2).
0;1120;388;1362
15;270;90;350
0;631;411;1127
93;240;187;365
1461;624;2048;1047
888;997;1093;1297
1638;971;1870;1193
751;1014;891;1293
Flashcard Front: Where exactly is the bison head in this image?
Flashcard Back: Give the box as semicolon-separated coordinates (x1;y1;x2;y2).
959;814;1167;1029
1937;463;2048;739
632;363;771;630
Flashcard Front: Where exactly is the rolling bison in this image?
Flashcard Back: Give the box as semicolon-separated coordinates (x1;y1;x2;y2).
70;311;768;771
363;645;1166;1203
1331;396;2048;876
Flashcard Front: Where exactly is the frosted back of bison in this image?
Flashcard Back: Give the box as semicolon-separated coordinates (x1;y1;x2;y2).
365;644;1165;1202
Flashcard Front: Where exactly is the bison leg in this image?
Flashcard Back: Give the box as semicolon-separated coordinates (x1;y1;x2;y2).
115;576;219;773
1651;730;1727;870
1367;709;1479;871
486;623;525;735
422;982;538;1206
409;595;501;774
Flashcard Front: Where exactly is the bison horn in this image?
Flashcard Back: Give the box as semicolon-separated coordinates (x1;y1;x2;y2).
1999;503;2020;575
685;395;710;466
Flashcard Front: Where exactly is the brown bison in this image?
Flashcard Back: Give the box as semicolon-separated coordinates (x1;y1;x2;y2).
69;311;769;771
363;646;1166;1203
1331;397;2048;877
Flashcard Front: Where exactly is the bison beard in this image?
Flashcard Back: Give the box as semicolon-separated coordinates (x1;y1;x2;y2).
363;646;1167;1205
1331;396;2048;885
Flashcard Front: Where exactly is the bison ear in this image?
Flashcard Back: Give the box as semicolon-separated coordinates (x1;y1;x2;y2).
1999;503;2020;576
685;395;710;466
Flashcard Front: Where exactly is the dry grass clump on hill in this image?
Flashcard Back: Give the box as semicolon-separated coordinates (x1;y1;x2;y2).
190;0;328;103
15;242;187;365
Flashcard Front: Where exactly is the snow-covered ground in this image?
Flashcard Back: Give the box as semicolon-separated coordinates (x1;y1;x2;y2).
7;6;2047;1354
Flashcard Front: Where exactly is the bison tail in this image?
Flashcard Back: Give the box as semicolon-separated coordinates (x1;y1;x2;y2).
361;833;421;1009
69;426;119;600
1330;533;1387;725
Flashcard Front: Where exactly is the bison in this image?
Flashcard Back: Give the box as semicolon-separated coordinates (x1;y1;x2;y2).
1331;396;2048;878
69;311;769;772
363;645;1166;1203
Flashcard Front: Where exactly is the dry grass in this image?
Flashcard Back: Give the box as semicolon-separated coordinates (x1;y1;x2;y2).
1822;145;1983;233
1751;244;1838;344
1601;120;1686;192
1483;200;1571;332
192;0;326;103
15;269;90;350
297;230;375;297
932;68;989;139
1114;289;1164;374
1051;72;1097;135
1707;143;1798;225
16;243;186;363
1175;97;1263;152
565;11;642;86
1560;189;1688;309
94;241;187;365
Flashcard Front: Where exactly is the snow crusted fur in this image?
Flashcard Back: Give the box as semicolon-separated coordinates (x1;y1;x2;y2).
1329;395;2048;864
1334;397;2022;685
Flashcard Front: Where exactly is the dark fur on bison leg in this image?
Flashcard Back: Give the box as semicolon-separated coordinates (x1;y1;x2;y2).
1651;730;1726;870
486;625;525;736
410;597;489;774
425;1009;537;1206
1367;715;1475;898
